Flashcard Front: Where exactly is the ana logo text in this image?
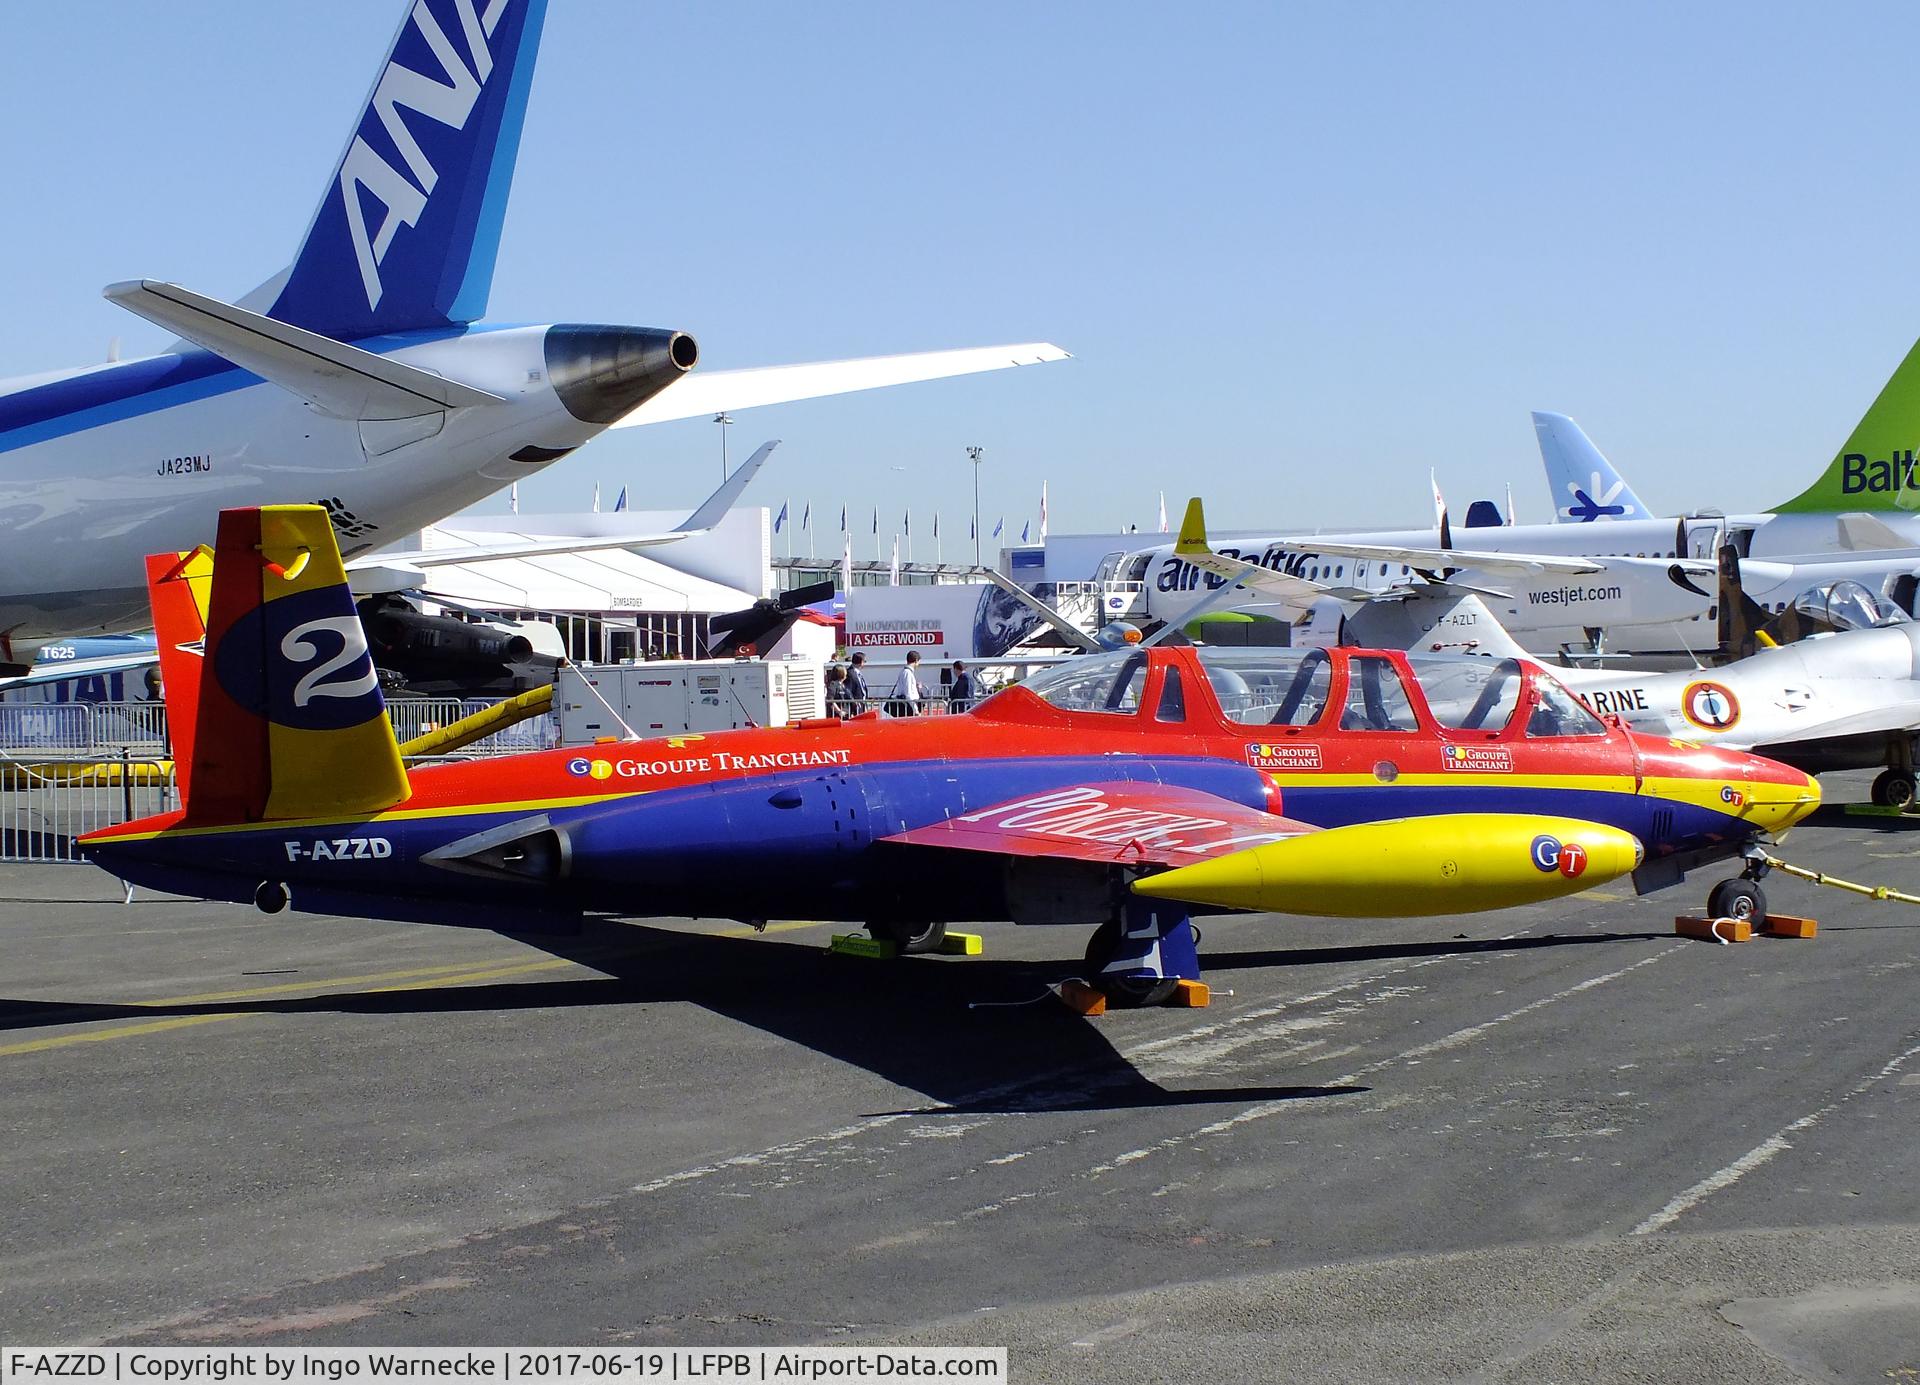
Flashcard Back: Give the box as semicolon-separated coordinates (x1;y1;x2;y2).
340;0;511;309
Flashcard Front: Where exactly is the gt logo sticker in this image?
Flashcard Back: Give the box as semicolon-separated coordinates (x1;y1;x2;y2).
1530;834;1588;878
1681;681;1741;732
565;757;615;780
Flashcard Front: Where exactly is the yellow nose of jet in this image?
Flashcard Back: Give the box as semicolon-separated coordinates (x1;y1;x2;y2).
1741;768;1822;835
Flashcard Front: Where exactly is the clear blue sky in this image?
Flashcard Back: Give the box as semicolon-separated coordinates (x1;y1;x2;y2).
5;2;1917;541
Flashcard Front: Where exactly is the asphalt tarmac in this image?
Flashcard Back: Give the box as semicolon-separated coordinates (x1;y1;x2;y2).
2;774;1917;1381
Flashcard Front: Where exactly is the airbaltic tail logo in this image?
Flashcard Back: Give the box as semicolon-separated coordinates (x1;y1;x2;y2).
1839;449;1920;497
342;0;510;310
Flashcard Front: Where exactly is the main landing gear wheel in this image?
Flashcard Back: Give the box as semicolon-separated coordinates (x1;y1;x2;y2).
868;919;948;955
1707;877;1767;925
1871;768;1917;809
1083;918;1179;1008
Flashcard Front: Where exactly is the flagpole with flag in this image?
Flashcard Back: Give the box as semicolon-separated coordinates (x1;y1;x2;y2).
903;509;912;564
774;499;789;559
1505;482;1517;526
1158;490;1167;533
873;506;880;561
509;482;519;515
614;486;628;513
592;481;600;514
841;530;853;599
934;511;941;566
803;501;813;559
1040;481;1049;541
889;535;900;585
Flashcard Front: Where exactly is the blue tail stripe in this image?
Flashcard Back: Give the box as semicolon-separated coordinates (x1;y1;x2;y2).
449;0;547;323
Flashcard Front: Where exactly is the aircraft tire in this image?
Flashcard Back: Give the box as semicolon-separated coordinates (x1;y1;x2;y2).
1871;768;1917;808
869;919;947;955
1083;919;1179;1008
1706;878;1767;925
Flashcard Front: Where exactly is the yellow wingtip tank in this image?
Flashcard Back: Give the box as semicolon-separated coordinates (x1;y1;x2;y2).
1132;813;1644;917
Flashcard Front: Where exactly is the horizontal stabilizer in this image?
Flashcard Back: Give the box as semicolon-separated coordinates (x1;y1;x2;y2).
103;280;503;419
610;343;1070;427
361;441;780;574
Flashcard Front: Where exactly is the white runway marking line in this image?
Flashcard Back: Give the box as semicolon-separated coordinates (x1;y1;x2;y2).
629;1114;911;1194
1121;927;1537;1078
1631;1035;1920;1236
1084;946;1686;1177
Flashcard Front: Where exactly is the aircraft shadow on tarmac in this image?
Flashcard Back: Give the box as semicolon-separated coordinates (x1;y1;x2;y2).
1198;928;1667;973
0;922;1683;1111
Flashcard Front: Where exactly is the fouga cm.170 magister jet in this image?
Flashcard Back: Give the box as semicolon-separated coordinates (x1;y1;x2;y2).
80;507;1822;1005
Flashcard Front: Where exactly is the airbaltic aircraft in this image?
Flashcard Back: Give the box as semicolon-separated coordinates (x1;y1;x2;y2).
1114;334;1920;647
0;0;1065;674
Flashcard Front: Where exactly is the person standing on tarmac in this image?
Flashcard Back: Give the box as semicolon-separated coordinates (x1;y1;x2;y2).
887;649;925;717
948;660;977;712
844;651;871;714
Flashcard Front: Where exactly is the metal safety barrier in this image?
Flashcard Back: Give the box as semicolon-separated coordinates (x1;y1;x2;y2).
0;698;559;757
0;752;178;864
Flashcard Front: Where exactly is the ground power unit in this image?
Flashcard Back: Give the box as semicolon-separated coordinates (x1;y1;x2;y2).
556;659;827;743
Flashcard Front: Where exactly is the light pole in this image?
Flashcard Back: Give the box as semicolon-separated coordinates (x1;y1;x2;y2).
966;445;983;568
713;412;734;481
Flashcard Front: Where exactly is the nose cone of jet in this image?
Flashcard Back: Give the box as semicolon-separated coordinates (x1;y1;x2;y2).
1742;760;1822;835
545;324;698;425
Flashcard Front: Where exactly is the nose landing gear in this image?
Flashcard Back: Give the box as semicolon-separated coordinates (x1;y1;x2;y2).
1706;851;1770;924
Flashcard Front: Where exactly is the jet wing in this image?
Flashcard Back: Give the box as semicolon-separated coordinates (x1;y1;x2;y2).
1753;699;1920;746
352;441;778;575
610;343;1069;427
1269;538;1605;577
882;782;1314;867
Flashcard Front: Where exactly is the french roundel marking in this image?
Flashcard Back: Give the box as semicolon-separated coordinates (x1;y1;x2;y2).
1680;680;1740;732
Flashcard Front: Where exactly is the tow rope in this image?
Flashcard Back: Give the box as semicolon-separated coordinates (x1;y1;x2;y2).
1758;850;1920;907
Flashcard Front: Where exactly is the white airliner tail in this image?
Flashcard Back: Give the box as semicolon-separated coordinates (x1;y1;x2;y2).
1534;412;1653;523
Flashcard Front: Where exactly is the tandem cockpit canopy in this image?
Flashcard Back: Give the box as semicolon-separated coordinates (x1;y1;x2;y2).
988;646;1609;740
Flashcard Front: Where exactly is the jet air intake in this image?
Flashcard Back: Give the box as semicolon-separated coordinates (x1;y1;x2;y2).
545;325;698;425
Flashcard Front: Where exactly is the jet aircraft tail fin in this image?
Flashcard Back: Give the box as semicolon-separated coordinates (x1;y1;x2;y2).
1716;542;1779;660
265;0;549;340
1775;335;1920;513
164;506;410;825
1532;412;1651;523
144;547;215;802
